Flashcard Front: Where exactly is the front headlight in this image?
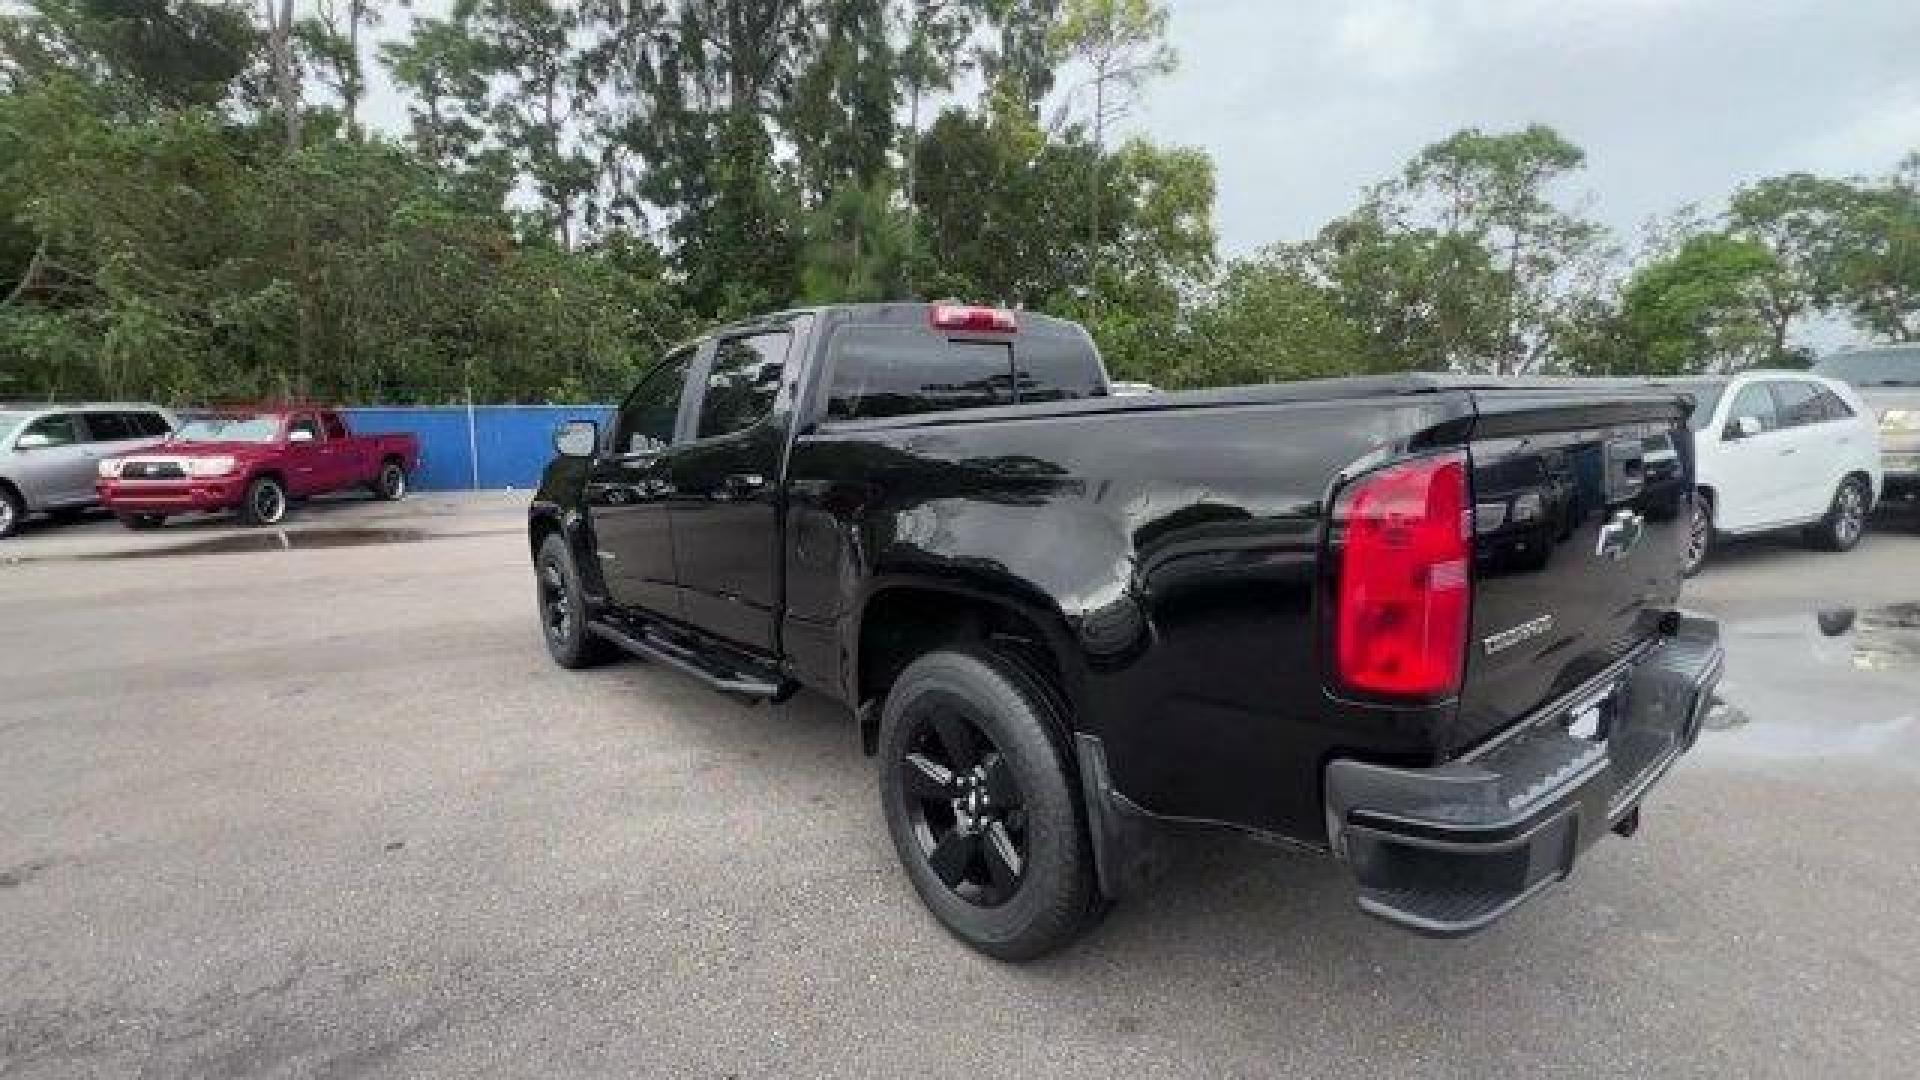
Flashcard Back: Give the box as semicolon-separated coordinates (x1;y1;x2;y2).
97;458;125;479
186;456;237;478
1881;409;1920;431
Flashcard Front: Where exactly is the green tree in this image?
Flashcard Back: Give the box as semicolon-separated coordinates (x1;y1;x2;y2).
974;0;1059;115
1373;125;1606;375
448;0;601;249
1172;251;1367;388
1607;232;1786;375
297;0;386;140
0;0;255;109
1051;0;1174;298
1830;157;1920;342
1727;172;1862;354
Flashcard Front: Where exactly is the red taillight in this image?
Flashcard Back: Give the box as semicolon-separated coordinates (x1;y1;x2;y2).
1334;452;1471;699
930;304;1018;333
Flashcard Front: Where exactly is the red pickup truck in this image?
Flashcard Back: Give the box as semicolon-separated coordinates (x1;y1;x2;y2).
96;407;420;528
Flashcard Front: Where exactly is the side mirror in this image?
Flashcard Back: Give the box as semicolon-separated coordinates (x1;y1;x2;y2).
14;432;51;450
1727;415;1764;440
288;428;316;444
554;420;598;459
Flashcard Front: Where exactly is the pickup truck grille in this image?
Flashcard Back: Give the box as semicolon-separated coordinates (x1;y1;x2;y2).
122;461;186;480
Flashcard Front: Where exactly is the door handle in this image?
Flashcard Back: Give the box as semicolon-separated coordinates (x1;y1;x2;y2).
1779;447;1797;456
721;473;766;498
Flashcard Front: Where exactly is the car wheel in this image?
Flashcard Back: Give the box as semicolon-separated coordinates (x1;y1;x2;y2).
238;475;288;527
0;485;23;539
1682;493;1713;577
1808;476;1870;552
373;460;409;501
117;513;167;530
878;648;1096;962
536;534;616;668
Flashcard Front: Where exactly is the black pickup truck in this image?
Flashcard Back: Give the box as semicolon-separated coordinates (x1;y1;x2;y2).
529;303;1724;960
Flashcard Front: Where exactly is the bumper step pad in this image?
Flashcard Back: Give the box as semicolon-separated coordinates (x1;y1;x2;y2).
1325;613;1724;936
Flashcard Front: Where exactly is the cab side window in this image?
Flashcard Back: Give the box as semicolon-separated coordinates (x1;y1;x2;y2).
83;412;135;442
696;332;790;439
322;412;349;440
288;414;322;442
1770;381;1825;428
1816;387;1855;421
1723;384;1779;437
22;414;80;447
614;346;695;455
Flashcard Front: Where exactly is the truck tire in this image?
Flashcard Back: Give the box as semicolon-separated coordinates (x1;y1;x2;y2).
536;534;616;668
1806;475;1869;552
1682;492;1713;577
238;475;288;527
372;458;409;501
118;513;166;530
877;648;1096;962
0;484;23;539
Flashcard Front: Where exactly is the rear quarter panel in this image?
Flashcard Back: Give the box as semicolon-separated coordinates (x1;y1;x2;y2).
784;392;1476;843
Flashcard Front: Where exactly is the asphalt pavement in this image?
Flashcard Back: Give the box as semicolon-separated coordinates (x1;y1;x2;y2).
3;493;1917;1078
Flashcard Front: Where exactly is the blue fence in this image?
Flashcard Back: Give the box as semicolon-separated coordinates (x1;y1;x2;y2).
342;405;613;492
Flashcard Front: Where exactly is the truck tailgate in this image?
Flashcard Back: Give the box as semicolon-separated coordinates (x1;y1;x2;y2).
1450;387;1692;755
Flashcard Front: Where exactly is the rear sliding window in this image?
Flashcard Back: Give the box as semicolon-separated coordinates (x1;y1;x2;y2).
824;322;1106;421
826;328;1014;420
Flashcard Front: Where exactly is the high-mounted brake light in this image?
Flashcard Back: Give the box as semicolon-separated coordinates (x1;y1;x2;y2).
930;304;1018;333
1334;452;1471;699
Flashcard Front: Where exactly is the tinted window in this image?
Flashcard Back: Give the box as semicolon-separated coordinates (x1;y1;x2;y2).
322;412;349;440
1816;387;1854;421
1770;381;1824;428
1673;379;1727;431
614;347;694;454
1724;384;1779;436
22;414;80;447
1012;324;1108;403
697;333;789;439
83;412;136;442
288;414;321;442
138;412;173;437
1814;346;1920;387
826;328;1014;420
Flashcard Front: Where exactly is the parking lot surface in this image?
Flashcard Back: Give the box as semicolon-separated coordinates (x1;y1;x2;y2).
4;495;1919;1078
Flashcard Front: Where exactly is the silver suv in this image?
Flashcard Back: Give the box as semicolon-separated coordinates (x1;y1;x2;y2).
0;404;176;538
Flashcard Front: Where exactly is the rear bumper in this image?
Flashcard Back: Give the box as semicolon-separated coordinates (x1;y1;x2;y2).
1324;612;1724;936
96;478;245;513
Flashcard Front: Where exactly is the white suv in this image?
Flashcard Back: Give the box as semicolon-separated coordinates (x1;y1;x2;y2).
1668;371;1882;575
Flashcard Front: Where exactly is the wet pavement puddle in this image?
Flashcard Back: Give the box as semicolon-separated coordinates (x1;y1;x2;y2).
2;527;520;564
1702;603;1920;769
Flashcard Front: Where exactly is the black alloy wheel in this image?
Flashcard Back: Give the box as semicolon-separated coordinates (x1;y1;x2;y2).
900;705;1029;908
535;534;615;668
539;554;574;646
878;649;1098;961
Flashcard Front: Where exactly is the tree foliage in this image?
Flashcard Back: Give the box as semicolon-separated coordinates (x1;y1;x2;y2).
0;0;1915;405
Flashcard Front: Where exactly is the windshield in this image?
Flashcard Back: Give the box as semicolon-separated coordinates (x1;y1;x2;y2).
1669;380;1728;430
171;414;282;443
0;412;26;441
1814;347;1920;387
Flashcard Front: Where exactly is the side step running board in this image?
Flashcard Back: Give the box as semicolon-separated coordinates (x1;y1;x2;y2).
587;619;791;700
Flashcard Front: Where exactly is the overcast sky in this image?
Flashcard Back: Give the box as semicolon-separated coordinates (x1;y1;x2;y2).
1129;0;1920;255
364;0;1920;257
